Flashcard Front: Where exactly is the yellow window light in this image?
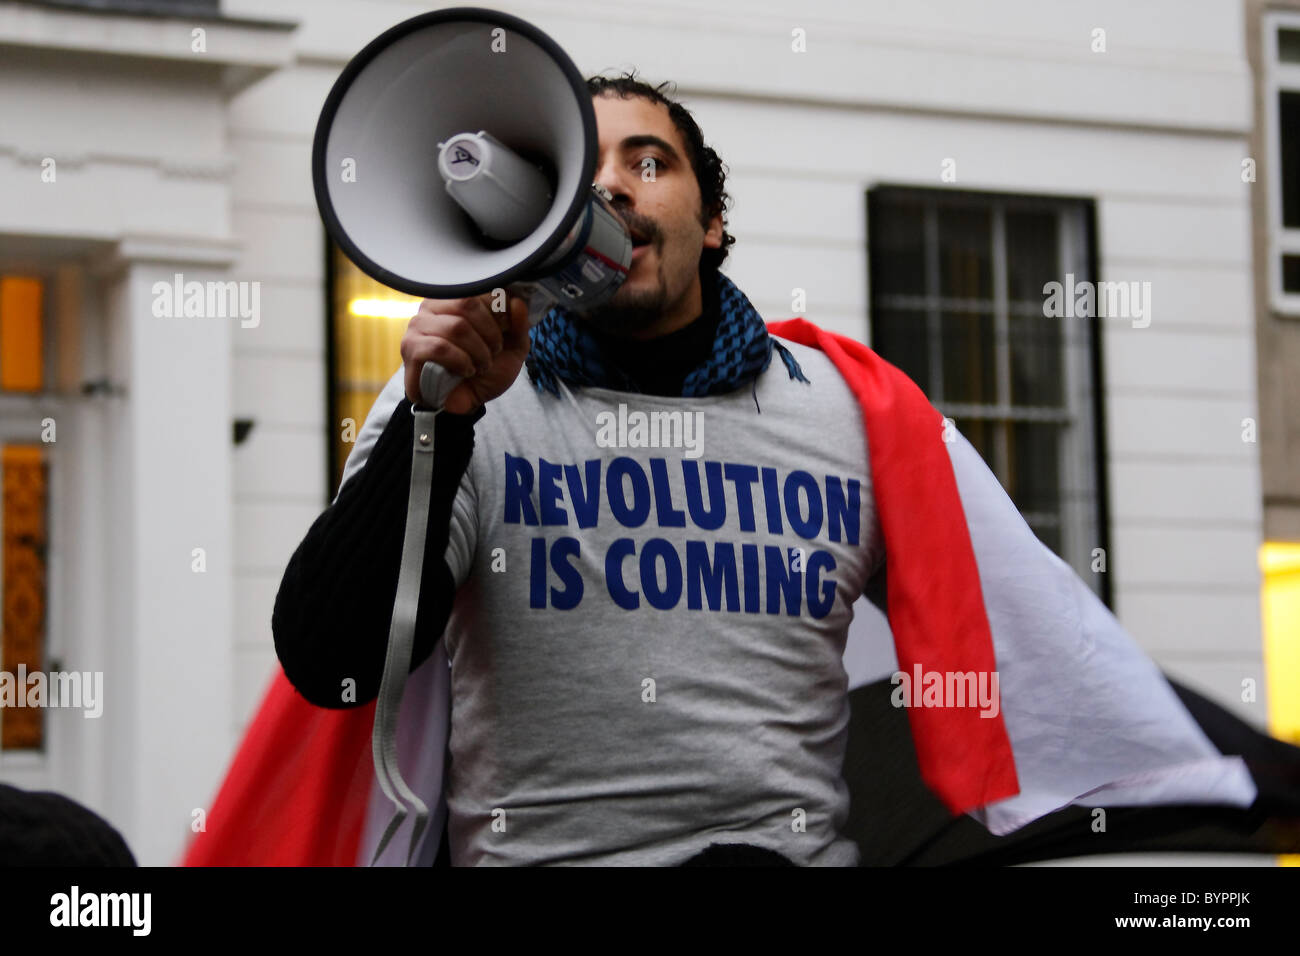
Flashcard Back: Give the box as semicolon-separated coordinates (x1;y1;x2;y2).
1260;542;1300;747
348;297;419;320
0;276;44;392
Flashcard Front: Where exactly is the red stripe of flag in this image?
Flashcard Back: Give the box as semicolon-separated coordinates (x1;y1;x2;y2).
769;318;1020;814
180;671;372;866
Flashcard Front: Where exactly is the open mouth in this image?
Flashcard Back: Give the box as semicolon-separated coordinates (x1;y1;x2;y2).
629;231;652;262
622;218;653;248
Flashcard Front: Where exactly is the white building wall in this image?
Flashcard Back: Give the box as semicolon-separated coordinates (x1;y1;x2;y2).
0;1;292;865
225;64;337;735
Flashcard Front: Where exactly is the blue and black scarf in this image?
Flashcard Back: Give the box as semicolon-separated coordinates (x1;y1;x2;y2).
525;270;810;399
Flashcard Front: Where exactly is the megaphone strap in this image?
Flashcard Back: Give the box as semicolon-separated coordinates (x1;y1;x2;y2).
370;408;441;866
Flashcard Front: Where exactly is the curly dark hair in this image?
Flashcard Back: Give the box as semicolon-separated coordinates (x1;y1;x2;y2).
586;71;736;274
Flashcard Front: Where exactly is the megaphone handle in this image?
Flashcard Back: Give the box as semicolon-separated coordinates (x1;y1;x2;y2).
418;362;462;409
417;284;554;408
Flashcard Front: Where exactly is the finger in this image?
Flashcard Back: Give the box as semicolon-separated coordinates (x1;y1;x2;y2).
431;291;501;358
416;310;495;374
404;360;422;405
408;335;477;384
461;293;507;356
442;380;480;416
501;296;532;354
411;296;494;339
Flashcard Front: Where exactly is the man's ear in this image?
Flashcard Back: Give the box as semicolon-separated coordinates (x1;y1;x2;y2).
702;206;724;250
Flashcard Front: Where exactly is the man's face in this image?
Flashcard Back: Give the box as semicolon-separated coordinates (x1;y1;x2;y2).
581;93;724;338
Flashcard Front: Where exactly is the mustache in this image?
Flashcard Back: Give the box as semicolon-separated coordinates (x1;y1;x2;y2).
617;210;659;244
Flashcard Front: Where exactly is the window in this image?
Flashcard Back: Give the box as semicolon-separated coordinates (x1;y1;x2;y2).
1265;13;1300;314
0;277;43;393
327;242;422;494
0;276;50;751
867;188;1108;601
0;445;48;750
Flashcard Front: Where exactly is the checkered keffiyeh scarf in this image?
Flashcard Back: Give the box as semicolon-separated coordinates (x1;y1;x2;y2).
524;270;810;398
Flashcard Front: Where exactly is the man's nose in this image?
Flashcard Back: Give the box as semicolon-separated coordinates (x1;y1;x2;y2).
593;155;635;207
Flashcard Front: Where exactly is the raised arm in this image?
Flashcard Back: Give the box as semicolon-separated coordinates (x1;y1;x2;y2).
271;400;482;708
272;288;530;708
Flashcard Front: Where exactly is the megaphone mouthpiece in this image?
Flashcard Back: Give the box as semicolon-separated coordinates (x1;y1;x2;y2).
436;130;554;243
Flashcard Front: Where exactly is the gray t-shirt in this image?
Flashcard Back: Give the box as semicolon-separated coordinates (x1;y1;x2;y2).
440;340;884;865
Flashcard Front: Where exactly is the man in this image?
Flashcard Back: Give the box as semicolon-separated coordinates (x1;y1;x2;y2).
272;74;884;865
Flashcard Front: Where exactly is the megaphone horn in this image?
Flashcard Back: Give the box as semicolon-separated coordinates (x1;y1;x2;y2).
312;7;633;407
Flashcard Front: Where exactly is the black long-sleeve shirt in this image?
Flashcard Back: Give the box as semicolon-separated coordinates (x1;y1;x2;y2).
271;402;483;708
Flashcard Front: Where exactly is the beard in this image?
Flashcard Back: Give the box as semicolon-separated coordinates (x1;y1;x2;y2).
575;259;668;337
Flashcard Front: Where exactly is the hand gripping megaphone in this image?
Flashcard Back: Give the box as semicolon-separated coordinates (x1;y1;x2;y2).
312;6;633;408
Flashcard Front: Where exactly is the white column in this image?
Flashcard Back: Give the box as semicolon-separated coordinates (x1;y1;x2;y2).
96;238;238;865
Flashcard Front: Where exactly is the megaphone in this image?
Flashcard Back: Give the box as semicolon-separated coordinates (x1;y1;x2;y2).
312;7;632;408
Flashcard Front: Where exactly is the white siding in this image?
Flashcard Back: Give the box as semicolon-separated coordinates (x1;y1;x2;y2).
225;62;339;733
0;2;296;863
